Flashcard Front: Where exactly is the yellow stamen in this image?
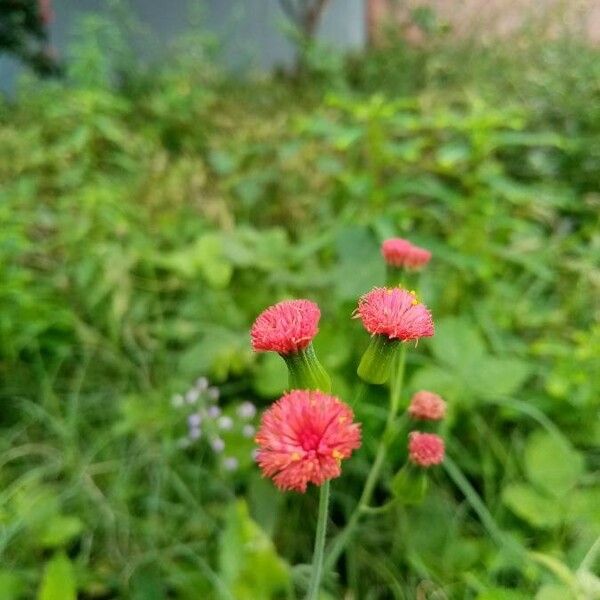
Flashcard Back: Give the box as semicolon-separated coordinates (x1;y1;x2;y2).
291;452;301;461
332;449;343;460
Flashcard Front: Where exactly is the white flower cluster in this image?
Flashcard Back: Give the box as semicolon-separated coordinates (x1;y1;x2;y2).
171;376;258;472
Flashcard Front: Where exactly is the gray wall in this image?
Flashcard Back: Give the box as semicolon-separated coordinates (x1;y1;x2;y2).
1;0;365;92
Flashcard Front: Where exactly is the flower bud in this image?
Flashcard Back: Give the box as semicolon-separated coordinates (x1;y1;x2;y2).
251;299;331;392
354;287;434;384
391;463;429;505
281;343;331;393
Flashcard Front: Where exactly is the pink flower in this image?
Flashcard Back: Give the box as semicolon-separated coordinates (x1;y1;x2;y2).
255;390;361;493
381;238;431;270
251;300;320;354
408;432;445;467
354;287;434;342
408;391;447;421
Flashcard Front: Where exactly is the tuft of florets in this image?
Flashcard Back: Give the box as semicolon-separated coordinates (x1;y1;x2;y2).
381;238;431;270
354;287;434;342
251;299;321;354
255;390;361;493
408;432;445;467
408;391;447;421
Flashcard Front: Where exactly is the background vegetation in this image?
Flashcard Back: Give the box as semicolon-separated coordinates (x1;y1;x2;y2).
0;4;599;599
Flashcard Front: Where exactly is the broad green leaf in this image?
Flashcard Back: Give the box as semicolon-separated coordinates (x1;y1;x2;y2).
208;149;238;175
391;465;428;505
333;226;384;300
430;317;486;371
252;353;287;398
477;588;530;600
158;233;232;288
502;483;562;529
577;571;600;599
409;366;464;403
0;571;25;600
195;234;233;289
314;323;352;370
180;327;252;381
568;488;600;527
248;475;283;537
524;432;584;497
436;141;472;169
38;553;76;600
535;584;576;600
130;567;165;600
219;500;289;600
39;515;84;548
469;357;530;398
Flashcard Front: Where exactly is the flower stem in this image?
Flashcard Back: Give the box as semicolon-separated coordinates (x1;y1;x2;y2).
324;344;407;572
306;479;331;600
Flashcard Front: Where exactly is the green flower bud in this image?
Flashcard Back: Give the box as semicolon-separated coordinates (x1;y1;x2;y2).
391;463;428;505
281;343;331;393
357;334;399;385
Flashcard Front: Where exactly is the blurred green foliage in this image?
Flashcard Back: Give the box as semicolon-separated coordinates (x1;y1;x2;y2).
0;7;599;599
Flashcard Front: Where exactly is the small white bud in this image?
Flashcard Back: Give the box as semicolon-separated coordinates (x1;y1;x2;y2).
223;457;239;471
218;416;234;431
171;394;184;408
211;437;225;453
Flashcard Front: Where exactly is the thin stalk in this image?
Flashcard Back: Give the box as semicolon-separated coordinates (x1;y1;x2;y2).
324;344;407;572
443;456;524;558
306;480;331;600
350;381;368;408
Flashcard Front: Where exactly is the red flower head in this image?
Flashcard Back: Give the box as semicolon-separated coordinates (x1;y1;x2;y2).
408;432;445;467
381;238;431;270
251;299;320;355
408;391;447;421
354;287;434;342
255;390;361;493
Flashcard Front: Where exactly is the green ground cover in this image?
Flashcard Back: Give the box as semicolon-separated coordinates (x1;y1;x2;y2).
0;10;599;599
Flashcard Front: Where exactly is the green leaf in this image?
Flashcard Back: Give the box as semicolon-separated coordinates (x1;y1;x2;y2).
535;584;576;600
195;234;233;289
158;233;232;288
577;570;600;599
38;553;76;600
39;515;84;548
248;475;283;538
410;366;464;403
477;588;530;600
130;567;166;600
469;357;530;398
0;570;25;600
252;353;287;398
180;327;252;381
391;465;428;505
333;226;384;301
430;317;486;371
219;500;290;600
524;432;584;497
502;483;562;529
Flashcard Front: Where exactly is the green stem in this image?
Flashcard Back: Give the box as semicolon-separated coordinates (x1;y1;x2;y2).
443;456;523;558
306;480;330;600
324;344;407;572
350;381;368;408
